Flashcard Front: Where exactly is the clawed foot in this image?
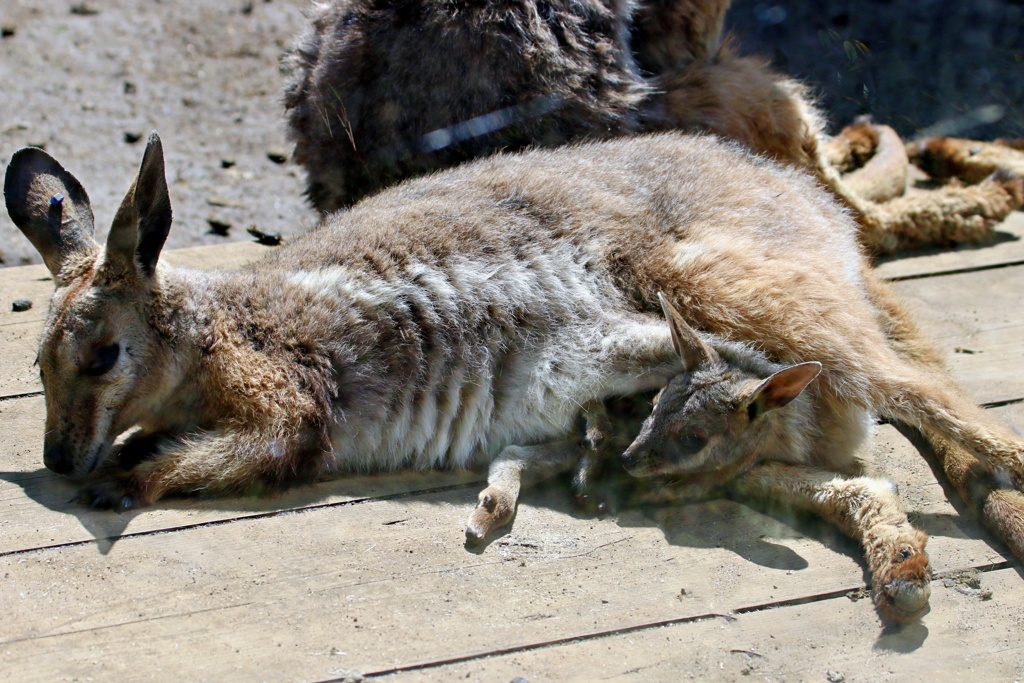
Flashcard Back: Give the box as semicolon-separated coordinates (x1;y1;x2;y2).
70;474;143;512
465;486;516;544
873;543;932;623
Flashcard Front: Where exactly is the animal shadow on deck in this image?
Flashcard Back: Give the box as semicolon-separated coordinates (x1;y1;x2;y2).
582;475;934;650
0;458;482;556
0;467;137;554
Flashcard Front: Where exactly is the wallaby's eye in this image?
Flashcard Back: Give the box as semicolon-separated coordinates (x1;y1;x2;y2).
83;343;120;377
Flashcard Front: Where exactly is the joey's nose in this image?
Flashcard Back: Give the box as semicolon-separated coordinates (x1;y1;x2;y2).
621;445;643;471
44;445;74;476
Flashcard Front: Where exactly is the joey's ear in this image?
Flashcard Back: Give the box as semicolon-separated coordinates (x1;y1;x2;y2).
4;146;98;277
104;132;172;278
658;292;719;371
747;361;822;420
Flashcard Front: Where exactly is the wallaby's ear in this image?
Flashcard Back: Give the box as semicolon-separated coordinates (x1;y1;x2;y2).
747;361;822;420
658;292;719;371
4;146;98;277
104;132;172;278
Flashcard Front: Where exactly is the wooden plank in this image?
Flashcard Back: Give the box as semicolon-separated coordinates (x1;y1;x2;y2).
876;210;1024;280
893;264;1024;405
385;567;1024;682
1;405;1015;679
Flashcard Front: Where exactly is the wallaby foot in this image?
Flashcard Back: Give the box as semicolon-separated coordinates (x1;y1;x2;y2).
870;535;931;624
465;485;519;544
71;473;142;512
571;400;616;512
729;464;931;623
465;440;580;544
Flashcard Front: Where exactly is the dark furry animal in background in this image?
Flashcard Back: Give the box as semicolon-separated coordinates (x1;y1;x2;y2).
282;0;1024;253
282;0;649;213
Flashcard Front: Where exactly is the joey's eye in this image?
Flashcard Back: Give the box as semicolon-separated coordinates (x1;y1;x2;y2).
678;432;708;454
83;343;120;377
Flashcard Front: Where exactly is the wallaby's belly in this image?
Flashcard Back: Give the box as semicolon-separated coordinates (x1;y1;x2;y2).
308;247;661;472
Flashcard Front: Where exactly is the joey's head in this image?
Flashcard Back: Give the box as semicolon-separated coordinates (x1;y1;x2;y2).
622;294;821;479
5;134;179;478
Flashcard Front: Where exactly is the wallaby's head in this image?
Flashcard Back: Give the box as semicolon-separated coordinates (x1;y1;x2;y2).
4;133;176;478
622;294;821;479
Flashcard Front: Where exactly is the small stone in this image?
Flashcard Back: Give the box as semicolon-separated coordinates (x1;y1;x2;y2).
266;146;288;164
1;24;16;38
12;299;32;313
123;81;137;95
826;671;845;683
124;131;143;144
208;195;245;208
241;1;254;14
221;158;237;169
69;3;99;16
207;218;231;236
247;225;282;246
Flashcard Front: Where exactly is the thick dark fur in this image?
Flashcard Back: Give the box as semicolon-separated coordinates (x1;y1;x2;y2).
283;0;648;213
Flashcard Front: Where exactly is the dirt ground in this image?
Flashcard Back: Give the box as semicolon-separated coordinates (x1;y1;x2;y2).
0;0;316;268
1;0;1022;268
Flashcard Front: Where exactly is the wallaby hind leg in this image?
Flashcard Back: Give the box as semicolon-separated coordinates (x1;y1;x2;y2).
728;463;931;623
867;272;1024;560
872;369;1024;485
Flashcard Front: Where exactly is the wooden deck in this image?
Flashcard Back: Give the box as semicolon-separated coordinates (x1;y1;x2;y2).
2;215;1024;682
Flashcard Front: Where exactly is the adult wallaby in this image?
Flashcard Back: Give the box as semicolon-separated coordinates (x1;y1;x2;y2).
5;132;1023;574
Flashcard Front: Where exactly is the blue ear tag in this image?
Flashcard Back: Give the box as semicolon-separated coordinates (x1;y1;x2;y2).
48;193;65;238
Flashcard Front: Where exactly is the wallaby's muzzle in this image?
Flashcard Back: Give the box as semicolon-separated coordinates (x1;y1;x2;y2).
43;444;74;477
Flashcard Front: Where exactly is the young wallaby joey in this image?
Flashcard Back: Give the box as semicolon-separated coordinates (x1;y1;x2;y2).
5;132;1023;579
619;294;931;622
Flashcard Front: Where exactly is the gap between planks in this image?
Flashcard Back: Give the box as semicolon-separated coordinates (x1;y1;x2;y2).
351;560;1017;680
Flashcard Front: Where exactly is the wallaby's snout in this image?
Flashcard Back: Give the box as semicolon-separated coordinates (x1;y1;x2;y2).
43;443;74;477
622;426;710;476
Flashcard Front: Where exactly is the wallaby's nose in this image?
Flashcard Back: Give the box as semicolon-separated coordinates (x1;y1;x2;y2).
44;445;74;476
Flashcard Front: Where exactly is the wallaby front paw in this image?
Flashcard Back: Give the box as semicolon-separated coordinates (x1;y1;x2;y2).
71;475;145;512
465;488;516;544
873;545;931;623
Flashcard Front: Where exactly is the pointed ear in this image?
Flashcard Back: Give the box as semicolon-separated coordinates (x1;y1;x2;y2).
4;146;98;277
658;292;719;371
747;361;822;420
104;132;172;278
